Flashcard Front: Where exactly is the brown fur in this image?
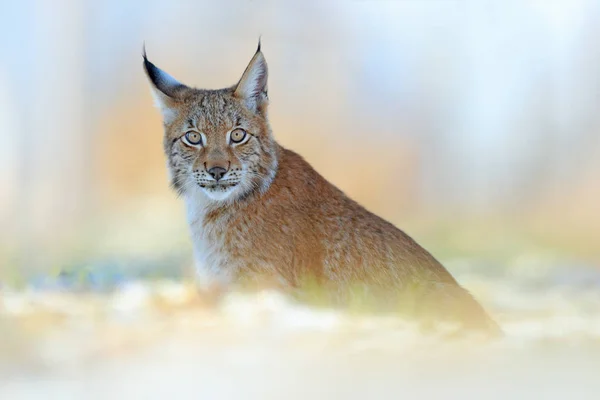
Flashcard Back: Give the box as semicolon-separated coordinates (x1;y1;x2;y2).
144;44;500;334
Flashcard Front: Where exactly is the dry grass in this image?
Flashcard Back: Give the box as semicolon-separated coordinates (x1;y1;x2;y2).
1;267;599;399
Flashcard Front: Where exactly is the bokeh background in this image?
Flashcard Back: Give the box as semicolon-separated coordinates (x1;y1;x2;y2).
1;0;600;277
1;1;600;398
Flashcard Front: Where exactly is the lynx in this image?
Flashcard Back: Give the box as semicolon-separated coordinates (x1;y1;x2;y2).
144;43;500;334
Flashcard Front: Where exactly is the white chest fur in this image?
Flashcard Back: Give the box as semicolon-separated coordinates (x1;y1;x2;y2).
184;191;235;287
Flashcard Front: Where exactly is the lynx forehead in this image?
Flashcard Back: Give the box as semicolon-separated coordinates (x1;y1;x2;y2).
144;42;501;335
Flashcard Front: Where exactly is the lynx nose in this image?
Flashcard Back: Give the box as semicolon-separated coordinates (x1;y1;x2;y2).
207;166;227;182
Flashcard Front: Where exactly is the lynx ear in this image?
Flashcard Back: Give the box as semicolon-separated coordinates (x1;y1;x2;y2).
234;41;268;113
143;48;189;123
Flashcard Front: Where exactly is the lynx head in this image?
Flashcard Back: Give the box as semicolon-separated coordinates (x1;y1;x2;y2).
144;42;278;203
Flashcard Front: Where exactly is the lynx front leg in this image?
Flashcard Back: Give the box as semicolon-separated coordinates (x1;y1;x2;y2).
192;252;234;306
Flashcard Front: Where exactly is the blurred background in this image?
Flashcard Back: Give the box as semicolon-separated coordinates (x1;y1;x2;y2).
1;1;600;398
1;0;599;279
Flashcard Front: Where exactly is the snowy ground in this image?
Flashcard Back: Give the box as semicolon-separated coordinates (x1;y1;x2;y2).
2;261;600;399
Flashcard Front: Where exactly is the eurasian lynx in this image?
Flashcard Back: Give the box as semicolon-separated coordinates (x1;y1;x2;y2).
144;43;500;334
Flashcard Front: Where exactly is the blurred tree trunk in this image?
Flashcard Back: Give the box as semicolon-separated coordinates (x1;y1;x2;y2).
15;0;85;270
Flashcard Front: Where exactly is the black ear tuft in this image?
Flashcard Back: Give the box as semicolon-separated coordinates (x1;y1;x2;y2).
143;57;162;90
257;36;262;53
142;46;188;99
142;42;155;79
142;46;160;89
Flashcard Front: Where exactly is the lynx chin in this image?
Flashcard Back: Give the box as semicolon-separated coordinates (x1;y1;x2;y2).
143;42;500;334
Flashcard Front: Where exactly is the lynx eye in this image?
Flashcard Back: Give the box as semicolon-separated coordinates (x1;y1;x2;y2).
230;128;248;144
183;131;202;146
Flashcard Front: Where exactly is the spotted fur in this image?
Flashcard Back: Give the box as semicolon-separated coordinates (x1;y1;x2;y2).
144;44;500;334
